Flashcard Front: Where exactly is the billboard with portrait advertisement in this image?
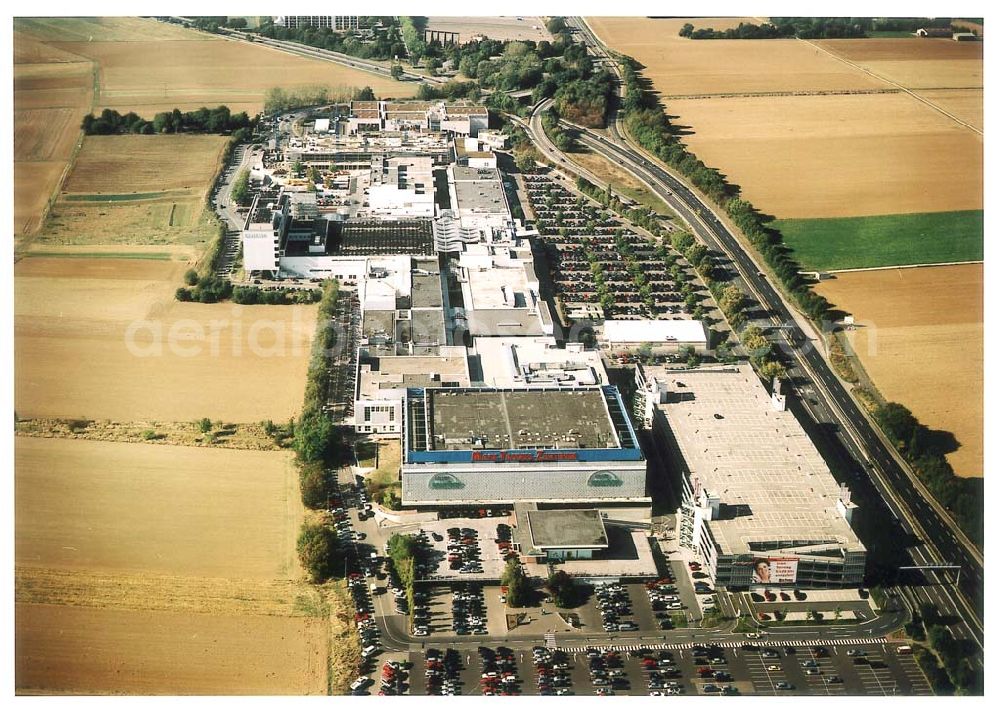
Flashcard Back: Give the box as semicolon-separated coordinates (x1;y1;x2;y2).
751;557;798;584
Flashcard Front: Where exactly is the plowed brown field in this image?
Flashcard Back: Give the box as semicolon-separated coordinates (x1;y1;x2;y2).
815;264;983;477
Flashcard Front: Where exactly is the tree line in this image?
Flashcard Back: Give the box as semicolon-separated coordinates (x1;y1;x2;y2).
679;17;956;40
872;402;983;546
81;106;254;136
619;57;830;322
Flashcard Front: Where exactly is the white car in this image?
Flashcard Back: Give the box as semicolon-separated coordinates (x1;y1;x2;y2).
350;676;369;691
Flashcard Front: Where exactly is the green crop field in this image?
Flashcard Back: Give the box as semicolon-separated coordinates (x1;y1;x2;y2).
775;210;984;271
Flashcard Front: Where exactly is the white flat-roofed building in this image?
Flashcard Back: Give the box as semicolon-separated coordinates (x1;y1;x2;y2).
367;155;435;218
447;165;511;233
457;251;549;337
354;348;470;435
603;319;709;353
637;364;866;590
473;337;607;389
274;16;359;30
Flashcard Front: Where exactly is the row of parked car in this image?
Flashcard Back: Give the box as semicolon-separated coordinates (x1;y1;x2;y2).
479;646;520;695
595;582;638;633
447;527;483;574
450;583;487;635
424;648;462;696
532;646;572;695
586;647;628;695
636;649;684;695
347;575;381;663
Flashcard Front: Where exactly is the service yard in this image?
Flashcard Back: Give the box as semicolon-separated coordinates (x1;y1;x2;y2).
427;16;551;43
14;257;317;423
815;264;983;477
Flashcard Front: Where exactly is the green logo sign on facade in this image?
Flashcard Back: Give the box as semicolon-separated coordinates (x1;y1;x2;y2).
428;473;465;490
588;471;623;487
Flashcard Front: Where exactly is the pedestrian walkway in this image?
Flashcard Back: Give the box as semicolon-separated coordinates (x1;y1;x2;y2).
556;637;886;653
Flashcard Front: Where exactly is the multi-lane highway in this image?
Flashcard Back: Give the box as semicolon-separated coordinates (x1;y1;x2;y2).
169;18;447;86
517;19;983;658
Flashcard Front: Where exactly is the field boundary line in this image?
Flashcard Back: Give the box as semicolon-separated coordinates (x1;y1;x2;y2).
827;259;984;274
799;38;983;136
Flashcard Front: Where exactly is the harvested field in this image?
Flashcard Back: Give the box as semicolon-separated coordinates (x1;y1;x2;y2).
587;17;883;95
15;437;303;578
13;163;68;237
63;134;228;195
15;603;328;695
815;38;983;91
667;92;983;218
815;264;983;477
913;88;983;131
14;257;317;423
38;198;219;248
13;56;93;237
427;16;551;42
34;133;227;249
15;16;205;42
776;210;983;271
816;37;984;62
55;34;415;116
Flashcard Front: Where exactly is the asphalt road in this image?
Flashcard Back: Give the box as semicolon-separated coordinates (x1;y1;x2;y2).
515;24;983;655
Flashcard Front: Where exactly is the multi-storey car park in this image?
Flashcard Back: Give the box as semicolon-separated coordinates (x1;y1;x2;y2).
637;363;867;590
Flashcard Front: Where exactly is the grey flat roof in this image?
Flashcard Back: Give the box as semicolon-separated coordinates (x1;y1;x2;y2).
411;272;443;309
466;309;543;337
454;177;507;215
526;509;609;549
427;388;619;451
650;364;865;556
411;309;445;347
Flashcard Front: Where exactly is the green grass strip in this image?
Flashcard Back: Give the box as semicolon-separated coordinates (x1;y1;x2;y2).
774;209;983;271
64;191;172;202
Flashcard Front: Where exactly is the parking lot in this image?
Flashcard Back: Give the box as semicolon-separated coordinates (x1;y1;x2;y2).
408;516;514;583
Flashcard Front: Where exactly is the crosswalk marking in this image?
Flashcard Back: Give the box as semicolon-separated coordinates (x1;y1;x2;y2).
556;637;886;653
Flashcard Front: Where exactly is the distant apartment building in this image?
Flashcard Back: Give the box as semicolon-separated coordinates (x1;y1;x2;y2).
274;16;360;31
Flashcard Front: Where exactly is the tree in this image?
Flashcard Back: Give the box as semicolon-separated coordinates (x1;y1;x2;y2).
197;417;212;433
294;410;333;463
299;461;329;509
183;268;199;286
390;63;404;80
297;522;339;582
353;86;376;101
546;570;582;608
501;559;531;607
426;57;442;76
